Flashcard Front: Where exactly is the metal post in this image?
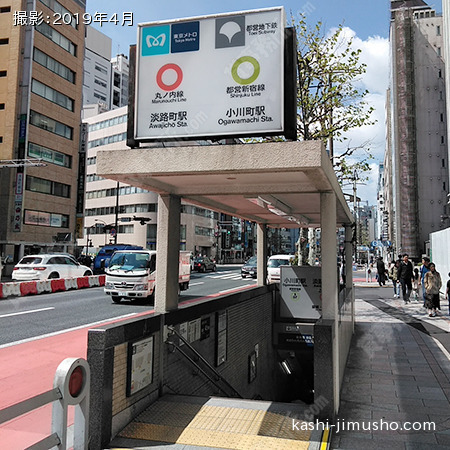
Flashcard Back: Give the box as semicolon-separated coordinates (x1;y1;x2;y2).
114;181;119;244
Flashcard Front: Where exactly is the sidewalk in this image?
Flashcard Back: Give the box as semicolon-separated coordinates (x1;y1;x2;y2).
108;283;450;449
331;284;450;449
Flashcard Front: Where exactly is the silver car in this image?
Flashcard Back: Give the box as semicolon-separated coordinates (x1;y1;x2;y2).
12;254;92;281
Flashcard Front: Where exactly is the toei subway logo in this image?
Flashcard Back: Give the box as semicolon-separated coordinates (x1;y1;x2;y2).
156;64;183;91
231;56;260;85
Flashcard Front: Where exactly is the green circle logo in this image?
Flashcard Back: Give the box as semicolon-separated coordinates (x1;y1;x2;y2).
231;56;260;85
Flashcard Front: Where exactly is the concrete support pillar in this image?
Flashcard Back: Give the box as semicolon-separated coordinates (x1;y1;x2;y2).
315;192;339;420
321;192;338;322
345;225;353;290
345;224;355;332
155;194;181;313
256;223;268;286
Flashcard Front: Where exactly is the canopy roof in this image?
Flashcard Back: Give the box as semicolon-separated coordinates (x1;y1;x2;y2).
96;140;353;228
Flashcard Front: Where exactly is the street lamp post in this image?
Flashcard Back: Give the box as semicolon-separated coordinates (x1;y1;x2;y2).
114;181;120;245
95;219;107;246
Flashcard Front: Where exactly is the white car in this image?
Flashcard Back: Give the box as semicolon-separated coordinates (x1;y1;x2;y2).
267;254;295;283
12;254;93;281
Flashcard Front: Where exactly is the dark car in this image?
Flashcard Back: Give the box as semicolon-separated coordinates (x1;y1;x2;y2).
241;256;257;278
193;257;216;272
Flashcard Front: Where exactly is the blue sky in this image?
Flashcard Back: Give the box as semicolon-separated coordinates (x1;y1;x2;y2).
87;1;393;54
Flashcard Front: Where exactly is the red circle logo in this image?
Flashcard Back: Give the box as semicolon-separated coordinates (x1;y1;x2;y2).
156;63;183;91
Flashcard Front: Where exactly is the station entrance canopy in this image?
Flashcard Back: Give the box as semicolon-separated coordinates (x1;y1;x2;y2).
96;140;353;229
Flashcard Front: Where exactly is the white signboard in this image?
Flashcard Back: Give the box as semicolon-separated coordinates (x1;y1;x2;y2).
127;335;154;396
135;7;285;140
280;266;322;320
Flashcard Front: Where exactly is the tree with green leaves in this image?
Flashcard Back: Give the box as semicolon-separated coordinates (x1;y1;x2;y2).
293;14;376;162
291;14;376;263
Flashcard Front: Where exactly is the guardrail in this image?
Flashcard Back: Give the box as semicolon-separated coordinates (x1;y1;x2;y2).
0;275;106;299
0;358;90;450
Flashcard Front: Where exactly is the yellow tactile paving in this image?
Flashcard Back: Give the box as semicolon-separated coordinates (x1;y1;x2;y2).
118;399;313;449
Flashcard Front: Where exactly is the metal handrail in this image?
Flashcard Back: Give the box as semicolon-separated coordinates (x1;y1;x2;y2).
0;389;62;425
166;326;242;398
0;358;90;450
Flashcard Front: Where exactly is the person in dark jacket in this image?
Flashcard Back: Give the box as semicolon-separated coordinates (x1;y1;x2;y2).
376;257;386;286
397;253;414;303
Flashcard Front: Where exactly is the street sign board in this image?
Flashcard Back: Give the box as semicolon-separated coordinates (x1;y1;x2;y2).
279;266;322;320
135;7;285;141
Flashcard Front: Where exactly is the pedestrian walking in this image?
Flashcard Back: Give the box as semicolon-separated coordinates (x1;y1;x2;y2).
412;268;420;300
397;253;414;303
376;257;386;286
424;263;442;317
419;256;430;307
446;272;450;316
366;263;374;282
389;260;400;298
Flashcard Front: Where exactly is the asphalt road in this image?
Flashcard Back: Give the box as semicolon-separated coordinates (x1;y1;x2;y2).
0;265;255;346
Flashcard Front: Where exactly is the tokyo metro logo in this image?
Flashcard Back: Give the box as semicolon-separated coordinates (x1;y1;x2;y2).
142;25;170;56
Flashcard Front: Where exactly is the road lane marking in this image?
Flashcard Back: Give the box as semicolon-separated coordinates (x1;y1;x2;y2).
0;307;55;319
189;282;205;286
0;312;140;349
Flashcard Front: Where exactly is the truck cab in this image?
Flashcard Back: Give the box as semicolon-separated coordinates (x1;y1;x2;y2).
104;250;190;303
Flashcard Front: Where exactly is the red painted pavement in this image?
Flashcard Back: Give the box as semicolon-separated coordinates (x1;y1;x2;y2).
0;310;154;449
0;284;256;449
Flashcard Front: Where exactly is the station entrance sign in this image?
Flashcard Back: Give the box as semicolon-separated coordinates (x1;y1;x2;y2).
135;7;286;141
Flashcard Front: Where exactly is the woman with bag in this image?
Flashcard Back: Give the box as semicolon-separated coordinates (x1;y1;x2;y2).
424;263;442;317
389;260;400;298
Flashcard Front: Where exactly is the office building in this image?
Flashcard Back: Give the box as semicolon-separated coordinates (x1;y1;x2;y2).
0;0;86;269
79;106;221;256
387;0;448;259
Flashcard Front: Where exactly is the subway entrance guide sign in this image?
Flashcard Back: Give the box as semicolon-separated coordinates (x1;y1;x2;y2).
135;7;287;141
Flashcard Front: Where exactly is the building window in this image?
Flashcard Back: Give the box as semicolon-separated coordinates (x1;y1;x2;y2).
0;71;7;77
28;142;72;168
29;110;73;140
437;25;441;36
0;103;4;109
94;78;107;88
440;113;444;122
32;79;74;111
0;38;9;45
0;6;11;12
39;0;77;28
26;175;70;198
0;136;3;143
93;91;107;102
437;47;441;57
36;22;77;56
88;114;127;131
33;48;75;83
95;64;108;75
24;209;69;227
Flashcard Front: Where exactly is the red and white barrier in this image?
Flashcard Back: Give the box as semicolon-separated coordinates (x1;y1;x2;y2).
0;275;105;299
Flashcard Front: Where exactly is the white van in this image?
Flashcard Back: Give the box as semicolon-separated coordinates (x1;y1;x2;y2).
267;254;295;283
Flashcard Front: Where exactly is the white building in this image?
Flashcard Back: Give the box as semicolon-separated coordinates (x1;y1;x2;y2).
82;26;112;108
78;106;219;256
111;54;129;109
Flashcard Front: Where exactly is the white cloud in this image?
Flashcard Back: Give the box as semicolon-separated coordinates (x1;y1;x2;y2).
331;27;389;205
